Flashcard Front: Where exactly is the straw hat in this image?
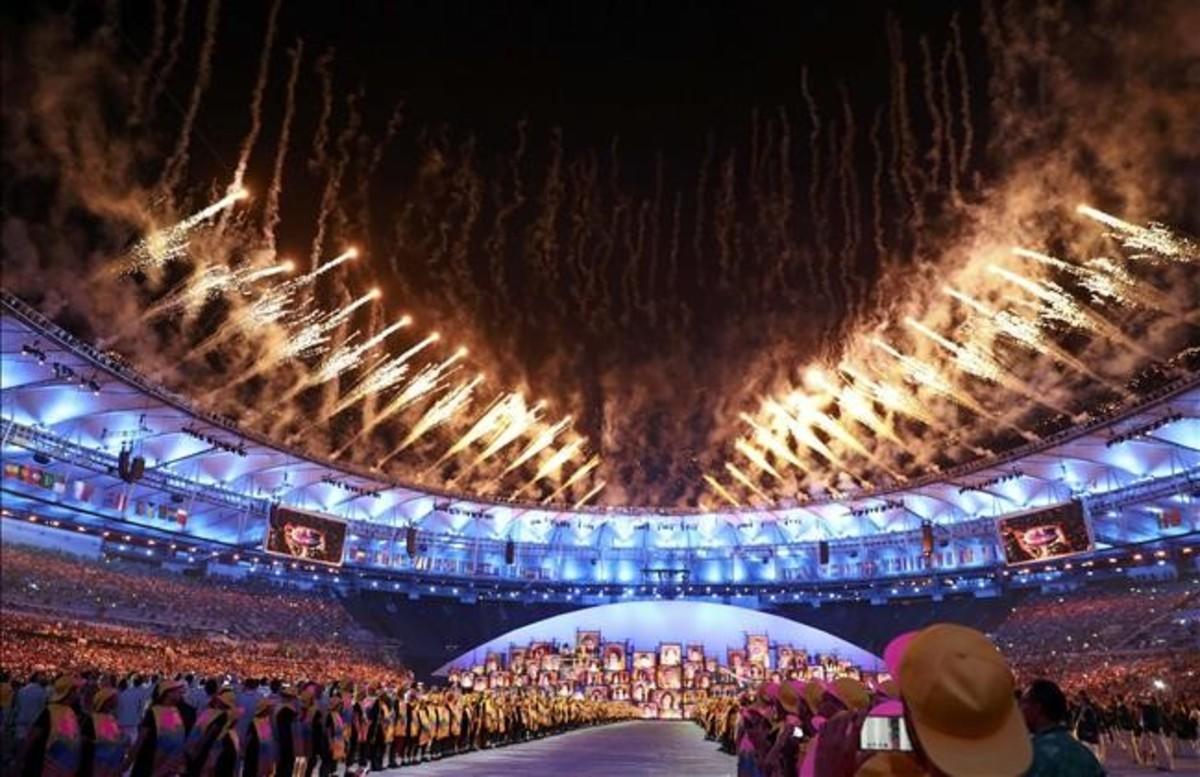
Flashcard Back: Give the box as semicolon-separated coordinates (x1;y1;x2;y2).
49;675;81;704
897;624;1031;777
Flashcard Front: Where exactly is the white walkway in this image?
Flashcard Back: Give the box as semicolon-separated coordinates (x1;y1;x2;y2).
375;720;735;777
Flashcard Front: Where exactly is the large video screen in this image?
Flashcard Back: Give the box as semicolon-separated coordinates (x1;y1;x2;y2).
264;505;347;567
998;501;1091;566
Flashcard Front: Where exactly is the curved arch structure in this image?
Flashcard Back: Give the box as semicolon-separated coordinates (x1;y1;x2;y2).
2;290;1198;591
433;600;883;675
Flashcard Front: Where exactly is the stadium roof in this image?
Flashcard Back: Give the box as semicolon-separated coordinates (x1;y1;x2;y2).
2;290;1198;550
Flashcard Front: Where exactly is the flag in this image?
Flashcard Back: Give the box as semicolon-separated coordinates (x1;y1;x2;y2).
103;490;127;511
72;480;95;503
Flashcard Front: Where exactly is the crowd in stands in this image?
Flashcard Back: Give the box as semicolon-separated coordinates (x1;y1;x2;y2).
993;577;1200;662
1;546;366;643
4;538;1200;775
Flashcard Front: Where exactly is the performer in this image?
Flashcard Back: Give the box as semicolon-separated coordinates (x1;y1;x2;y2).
183;688;239;777
318;692;346;777
128;679;189;777
271;689;299;777
15;675;83;777
85;687;129;777
293;684;320;777
242;699;277;777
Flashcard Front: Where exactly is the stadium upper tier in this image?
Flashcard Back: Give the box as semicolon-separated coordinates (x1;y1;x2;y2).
2;290;1198;588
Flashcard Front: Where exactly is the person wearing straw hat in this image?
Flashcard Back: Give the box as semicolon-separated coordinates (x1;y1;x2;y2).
128;679;189;777
183;688;240;777
318;692;346;777
15;674;83;777
86;687;130;777
242;698;278;777
895;624;1032;777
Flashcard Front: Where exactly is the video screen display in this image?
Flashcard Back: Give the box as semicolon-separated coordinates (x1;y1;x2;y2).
998;501;1091;566
264;505;348;566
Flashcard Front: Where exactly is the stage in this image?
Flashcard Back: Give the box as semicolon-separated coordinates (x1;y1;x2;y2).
379;720;735;776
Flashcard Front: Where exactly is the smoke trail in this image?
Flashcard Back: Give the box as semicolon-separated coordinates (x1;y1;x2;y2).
159;0;221;197
262;39;303;250
484;120;526;323
308;91;360;272
231;0;282;189
938;39;961;204
949;12;973;176
887;16;923;248
837;85;861;322
800;67;830;300
144;0;190;120
693;132;714;291
129;0;166;125
919;36;944;191
868;107;886;259
308;48;336;175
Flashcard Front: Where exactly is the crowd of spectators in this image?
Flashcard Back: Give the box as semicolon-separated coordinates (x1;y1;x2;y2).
4;539;1200;775
993;577;1200;663
1;545;366;642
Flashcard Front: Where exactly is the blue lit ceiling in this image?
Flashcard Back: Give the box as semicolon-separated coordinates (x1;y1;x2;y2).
3;292;1198;555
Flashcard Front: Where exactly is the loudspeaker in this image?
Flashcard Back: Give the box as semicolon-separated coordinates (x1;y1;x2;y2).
818;540;829;565
129;456;145;482
405;526;417;557
33;452;51;465
505;539;515;565
118;448;131;481
921;522;934;557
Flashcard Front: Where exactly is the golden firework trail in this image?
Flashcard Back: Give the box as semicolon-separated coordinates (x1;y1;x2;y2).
245;249;358;330
987;266;1146;353
763;399;839;464
572;480;606;509
904;317;1003;383
431;393;517;469
143;260;294;321
785;391;876;460
734;438;783;480
128;187;250;271
1076;204;1197;261
872;339;990;417
904;317;1070;415
513;438;587;498
724;462;772;503
332;347;466;456
313;317;410;385
787;390;907;479
331;333;441;418
542;455;601;503
703;474;742;508
283;289;381;359
1081;257;1174;311
502;416;573;476
832;381;906;446
839;365;938;428
459;398;547;476
738;413;806;470
371;348;467;425
1012;247;1153;309
305;247;359;280
384;374;484;462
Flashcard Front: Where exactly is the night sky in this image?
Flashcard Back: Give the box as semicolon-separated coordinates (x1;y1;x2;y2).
3;0;1197;506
